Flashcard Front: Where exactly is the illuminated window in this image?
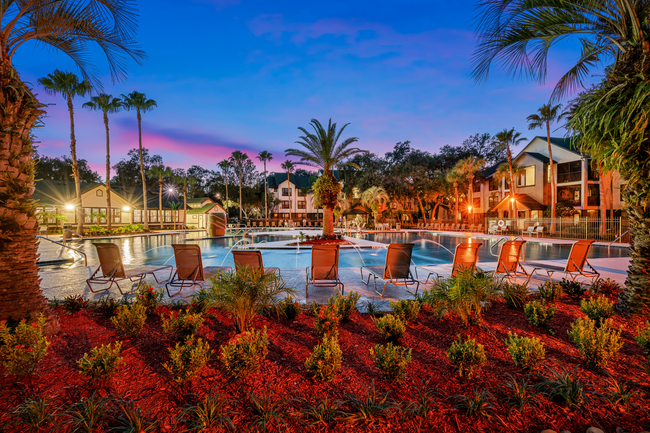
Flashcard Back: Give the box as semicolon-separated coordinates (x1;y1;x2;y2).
518;166;536;187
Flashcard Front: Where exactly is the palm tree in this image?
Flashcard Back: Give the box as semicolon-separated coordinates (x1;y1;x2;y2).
37;71;91;235
147;165;172;229
83;94;124;231
495;162;525;218
446;169;463;223
121;91;157;231
455;156;486;223
527;103;564;232
174;175;196;229
285;119;366;236
491;128;527;219
217;160;233;218
0;0;145;330
170;202;181;231
229;151;249;223
257;151;273;226
280;160;295;222
360;186;390;225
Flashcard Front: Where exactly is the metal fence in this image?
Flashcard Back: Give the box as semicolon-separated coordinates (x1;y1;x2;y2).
483;217;631;243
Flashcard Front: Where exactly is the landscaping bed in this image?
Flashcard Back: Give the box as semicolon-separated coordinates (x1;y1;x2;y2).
286;239;353;246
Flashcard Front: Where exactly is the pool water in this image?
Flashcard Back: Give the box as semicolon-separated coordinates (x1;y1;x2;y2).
65;231;628;270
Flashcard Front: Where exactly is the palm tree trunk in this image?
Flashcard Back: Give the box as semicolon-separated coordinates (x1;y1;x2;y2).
67;95;84;235
224;170;229;218
158;178;163;229
183;184;187;229
599;166;607;236
137;109;149;230
454;182;459;222
546;122;556;233
507;147;518;219
238;167;243;222
263;161;268;227
0;68;59;332
323;206;334;236
104;113;112;231
468;174;474;224
416;193;427;225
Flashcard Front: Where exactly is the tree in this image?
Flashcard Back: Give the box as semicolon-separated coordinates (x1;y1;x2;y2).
446;169;463;223
83;94;124;231
285;119;366;236
361;186;390;224
495;162;525;218
111;148;163;187
218;160;233;218
280;160;295;221
121;92;157;230
257;151;273;225
34;153;100;183
147;165;171;229
174;174;196;229
0;0;145;329
491;128;526;220
37;71;91;234
170;202;181;231
229;151;249;222
527;103;564;233
455;156;486;223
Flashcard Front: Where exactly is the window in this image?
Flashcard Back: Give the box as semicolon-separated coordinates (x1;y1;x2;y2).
149;210;159;223
282;188;291;196
557;161;582;183
297;201;306;209
489;194;500;208
587;184;600;206
96;190;103;197
489;178;500;191
164;210;172;222
133;210;142;223
112;208;121;224
587;160;598;181
84;208;92;224
472;198;480;208
282;200;290;209
297;189;306;197
517;166;536;187
557;185;581;206
473;182;481;193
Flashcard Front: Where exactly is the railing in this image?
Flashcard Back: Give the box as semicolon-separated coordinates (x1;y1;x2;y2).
484;217;631;243
36;236;88;266
608;230;630;252
63;229;84;243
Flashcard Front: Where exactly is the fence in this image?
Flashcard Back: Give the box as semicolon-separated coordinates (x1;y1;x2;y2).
483;217;631;243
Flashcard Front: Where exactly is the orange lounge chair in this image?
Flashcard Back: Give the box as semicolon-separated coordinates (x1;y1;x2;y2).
306;245;344;298
415;241;483;283
232;250;281;277
525;240;600;284
488;240;528;281
360;243;419;297
87;243;173;295
166;244;232;297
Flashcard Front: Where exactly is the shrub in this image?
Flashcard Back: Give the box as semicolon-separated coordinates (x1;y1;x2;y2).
305;334;342;382
178;392;233;432
136;283;163;314
370;343;412;383
373;314;406;343
208;266;294;332
188;287;212;315
98;297;120;318
537;366;587;409
505;332;545;370
560;278;586;299
219;327;268;378
538;281;562;303
635;321;650;355
11;396;58;431
77;342;124;381
502;283;528;309
278;297;301;320
591;278;622;299
580;295;614;323
63;294;89;314
446;335;487;379
524;300;556;331
419;289;448;320
568;317;623;369
111;303;147;338
328;291;360;322
314;304;339;336
163;338;213;383
452;389;495;418
0;315;50;376
162;310;204;340
389;299;421;323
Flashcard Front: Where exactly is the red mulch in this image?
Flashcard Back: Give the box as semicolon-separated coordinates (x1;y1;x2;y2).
287;239;353;246
2;296;650;432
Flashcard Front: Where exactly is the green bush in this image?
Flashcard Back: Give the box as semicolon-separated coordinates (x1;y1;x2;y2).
111;303;147;338
590;278;622;299
63;294;89;314
0;315;50;376
278;297;301;320
373;314;406;343
538;281;563;303
188;287;212;315
635;321;650;355
505;332;545;370
446;335;487;378
580;295;614;323
568;317;623;369
524;300;556;330
419;289;448;320
305;334;342;382
136;283;163;314
162;310;205;340
219;327;268;378
389;299;421;323
560;278;586;299
315;304;339;336
163;338;213;383
77;342;124;381
502;283;528;309
370;343;412;383
328;291;360;322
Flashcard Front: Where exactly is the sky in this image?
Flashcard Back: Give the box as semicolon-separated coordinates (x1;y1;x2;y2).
17;0;592;178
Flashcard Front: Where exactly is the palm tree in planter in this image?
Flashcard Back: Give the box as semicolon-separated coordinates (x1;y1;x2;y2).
0;0;145;330
147;165;172;229
229;151;249;223
491;128;526;220
121;91;157;231
83;94;124;231
455;156;486;224
361;186;390;226
285;119;365;236
257;151;273;226
37;71;92;235
218;159;233;218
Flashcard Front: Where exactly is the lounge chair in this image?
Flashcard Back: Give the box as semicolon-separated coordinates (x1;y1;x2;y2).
360;243;420;297
166;244;232;297
488;240;528;281
87;243;173;295
522;226;536;236
415;241;483;283
232;250;281;277
475;224;483;233
488;225;498;235
306;245;344;298
534;226;545;238
468;224;475;232
524;240;600;284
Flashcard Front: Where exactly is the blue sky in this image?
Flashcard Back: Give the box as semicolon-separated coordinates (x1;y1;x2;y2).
18;0;590;176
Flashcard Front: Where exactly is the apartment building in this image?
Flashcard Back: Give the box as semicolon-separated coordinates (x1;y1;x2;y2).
266;172;319;219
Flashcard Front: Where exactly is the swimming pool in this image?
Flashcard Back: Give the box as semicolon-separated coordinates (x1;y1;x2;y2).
63;231;628;270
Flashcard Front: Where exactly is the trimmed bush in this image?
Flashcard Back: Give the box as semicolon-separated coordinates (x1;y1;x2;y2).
329;291;360;322
580;295;614;323
446;335;487;379
635;321;650;355
305;334;342;382
278;297;301;320
63;294;89;314
505;332;545;370
163;338;213;383
77;342;124;381
370;343;412;383
373;314;406;343
136;283;163;314
219;327;268;379
560;278;586;299
111;303;147;338
315;304;339;336
502;283;528;309
389;299;421;323
538;281;562;303
162;310;205;339
591;278;622;299
188;287;212;315
0;315;50;376
568;317;623;369
524;301;556;331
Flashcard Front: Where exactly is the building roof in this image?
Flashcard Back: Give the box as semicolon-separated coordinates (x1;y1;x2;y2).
481;160;506;178
267;172;312;189
187;197;214;205
489;193;545;212
33;180;102;205
523;152;550;163
186;203;224;214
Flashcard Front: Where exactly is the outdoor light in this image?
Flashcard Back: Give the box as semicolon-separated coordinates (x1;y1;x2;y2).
123;206;131;211
468;206;473;212
65;204;74;211
510;198;515;203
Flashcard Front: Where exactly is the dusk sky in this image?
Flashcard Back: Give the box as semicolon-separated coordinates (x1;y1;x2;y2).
18;0;591;177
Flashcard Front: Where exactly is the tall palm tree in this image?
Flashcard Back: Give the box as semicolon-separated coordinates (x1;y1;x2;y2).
455;156;486;223
229;151;249;222
83;94;124;231
491;128;527;219
0;0;145;330
147;165;172;229
121;91;157;231
285;118;366;236
174;174;196;229
257;151;273;226
446;169;463;223
217;159;233;217
37;71;91;235
170;202;181;231
495;162;525;218
360;186;390;224
527;103;565;232
280;160;295;222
